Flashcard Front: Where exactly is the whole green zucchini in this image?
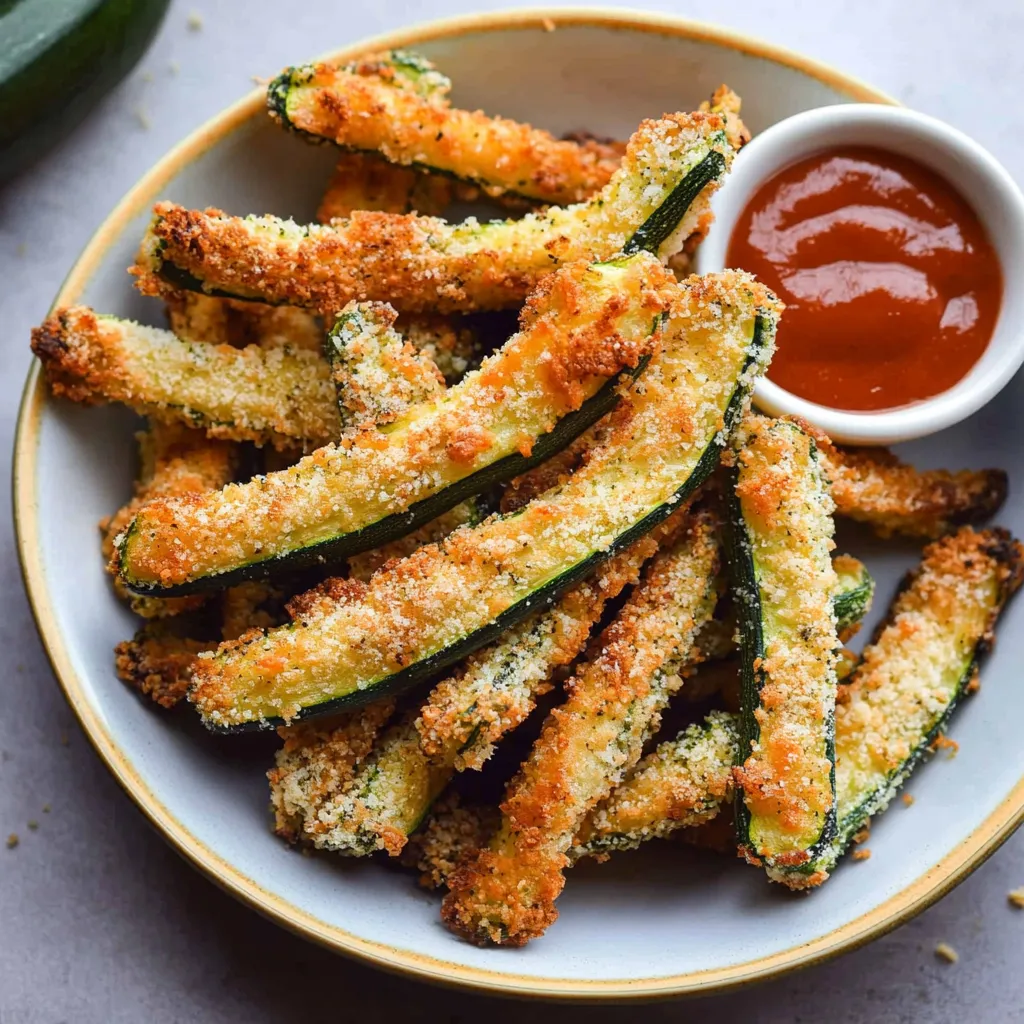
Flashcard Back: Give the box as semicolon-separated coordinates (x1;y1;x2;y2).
0;0;170;181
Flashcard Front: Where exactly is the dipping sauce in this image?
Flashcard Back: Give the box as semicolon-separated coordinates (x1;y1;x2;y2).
726;147;1002;411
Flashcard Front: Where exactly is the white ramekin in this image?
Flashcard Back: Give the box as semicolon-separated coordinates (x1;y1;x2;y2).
695;104;1024;445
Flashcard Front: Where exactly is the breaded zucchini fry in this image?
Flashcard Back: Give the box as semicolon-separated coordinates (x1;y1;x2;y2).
280;538;656;855
269;57;620;204
727;416;841;888
824;526;1023;878
441;509;720;946
186;270;778;731
268;698;397;842
101;421;238;618
570;711;739;860
31;307;340;450
802;421;1008;539
117;254;672;595
133;112;733;315
325;302;444;429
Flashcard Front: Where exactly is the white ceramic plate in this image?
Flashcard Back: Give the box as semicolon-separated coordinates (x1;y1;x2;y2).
14;8;1024;1000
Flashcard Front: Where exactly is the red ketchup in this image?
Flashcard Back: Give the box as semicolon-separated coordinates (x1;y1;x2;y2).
726;147;1002;411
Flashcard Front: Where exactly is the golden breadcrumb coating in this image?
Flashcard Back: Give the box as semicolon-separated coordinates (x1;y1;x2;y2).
273;60;620;204
186;270;777;730
31;306;340;450
317;151;454;222
100;421;237;618
115;629;212;709
268;698;397;842
399;793;499;890
133;112;731;315
730;416;839;882
164;290;322;351
796;419;1008;539
570;711;738;860
441;509;720;946
118;254;672;592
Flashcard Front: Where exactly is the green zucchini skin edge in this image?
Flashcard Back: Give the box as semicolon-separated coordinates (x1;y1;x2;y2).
833;568;874;635
725;432;839;877
206;313;773;733
623;150;726;256
120;351;654;598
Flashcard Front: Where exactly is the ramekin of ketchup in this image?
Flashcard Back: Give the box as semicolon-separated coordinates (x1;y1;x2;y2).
696;105;1024;445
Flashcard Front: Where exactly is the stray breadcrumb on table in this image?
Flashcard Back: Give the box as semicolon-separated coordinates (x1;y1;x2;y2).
6;834;18;849
27;821;38;832
187;10;203;30
902;793;915;806
852;848;872;862
1007;888;1024;909
935;942;959;964
42;805;50;814
932;734;959;758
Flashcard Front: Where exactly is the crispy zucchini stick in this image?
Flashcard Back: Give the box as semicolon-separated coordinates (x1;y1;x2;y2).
31;307;340;449
580;527;1023;873
133;112;732;315
569;711;739;860
824;526;1023;878
101;422;238;618
276;537;657;854
269;57;619;204
325;302;444;429
268;698;398;842
117;254;672;595
187;270;778;731
727;416;840;888
441;509;720;946
802;421;1008;539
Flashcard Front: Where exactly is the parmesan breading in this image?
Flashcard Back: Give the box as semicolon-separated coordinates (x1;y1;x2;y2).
186;270;779;730
399;793;499;891
132;112;733;315
441;509;720;946
570;710;738;861
830;527;1023;871
266;538;656;854
268;698;397;842
798;419;1008;539
270;58;621;205
326;302;444;429
100;421;237;619
31;307;340;450
729;415;840;888
317;151;454;223
117;254;673;594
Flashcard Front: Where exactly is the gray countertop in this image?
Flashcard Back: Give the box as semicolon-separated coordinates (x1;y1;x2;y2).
2;1;1023;1020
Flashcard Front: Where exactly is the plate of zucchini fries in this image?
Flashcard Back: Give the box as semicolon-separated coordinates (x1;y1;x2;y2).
16;11;1024;998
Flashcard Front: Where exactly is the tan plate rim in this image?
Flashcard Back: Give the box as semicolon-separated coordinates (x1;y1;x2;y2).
14;4;1022;1002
